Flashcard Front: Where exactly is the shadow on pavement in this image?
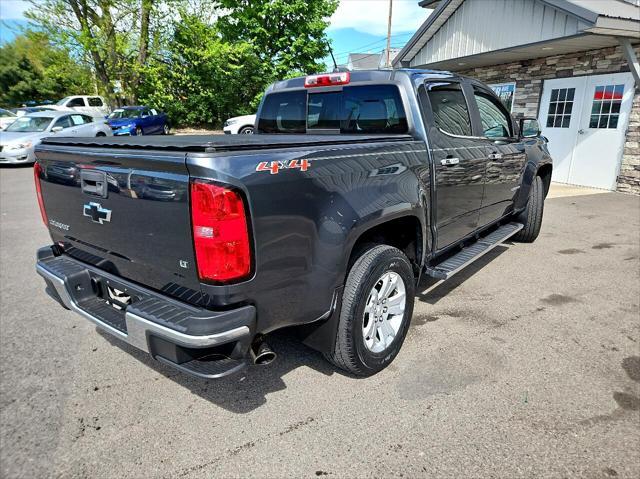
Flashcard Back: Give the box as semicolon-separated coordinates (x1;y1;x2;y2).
416;245;509;304
97;326;344;414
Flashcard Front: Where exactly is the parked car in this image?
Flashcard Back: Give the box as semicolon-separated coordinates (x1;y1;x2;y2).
34;69;552;379
107;106;170;136
0;109;17;130
0;111;112;164
50;95;110;118
12;107;58;117
223;114;256;134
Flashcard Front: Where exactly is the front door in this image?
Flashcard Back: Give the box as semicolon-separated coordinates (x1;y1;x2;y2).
538;72;634;190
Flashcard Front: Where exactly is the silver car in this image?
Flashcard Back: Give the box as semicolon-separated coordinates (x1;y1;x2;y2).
0;111;112;164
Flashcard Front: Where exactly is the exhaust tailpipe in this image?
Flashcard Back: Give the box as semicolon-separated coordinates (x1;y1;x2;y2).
250;338;276;365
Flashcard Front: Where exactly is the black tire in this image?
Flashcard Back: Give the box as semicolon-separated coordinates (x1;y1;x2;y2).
239;126;254;134
326;244;415;376
162;124;170;135
135;126;143;136
95;132;106;137
514;175;544;242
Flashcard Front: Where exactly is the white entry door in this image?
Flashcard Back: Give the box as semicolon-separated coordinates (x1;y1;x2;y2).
538;72;635;190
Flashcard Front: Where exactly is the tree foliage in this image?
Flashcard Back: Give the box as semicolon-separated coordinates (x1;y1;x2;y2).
0;30;93;107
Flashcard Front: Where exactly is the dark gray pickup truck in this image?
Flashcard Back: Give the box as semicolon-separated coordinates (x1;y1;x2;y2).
34;69;552;378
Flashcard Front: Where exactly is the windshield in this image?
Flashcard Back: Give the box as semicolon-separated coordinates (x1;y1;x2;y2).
108;109;141;119
5;116;52;132
257;85;408;134
0;108;16;118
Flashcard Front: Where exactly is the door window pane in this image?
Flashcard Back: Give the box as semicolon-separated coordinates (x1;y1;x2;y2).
473;88;512;138
590;84;624;129
426;82;472;136
546;88;575;129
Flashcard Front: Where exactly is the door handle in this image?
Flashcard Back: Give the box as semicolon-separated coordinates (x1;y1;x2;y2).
578;129;585;134
488;152;503;160
440;157;460;166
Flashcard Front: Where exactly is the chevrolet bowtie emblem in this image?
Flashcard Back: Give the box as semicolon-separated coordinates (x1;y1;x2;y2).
83;202;112;224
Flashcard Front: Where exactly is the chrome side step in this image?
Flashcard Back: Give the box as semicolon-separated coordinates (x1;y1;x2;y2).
425;222;524;280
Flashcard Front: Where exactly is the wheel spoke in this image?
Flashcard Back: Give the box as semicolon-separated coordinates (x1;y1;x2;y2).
386;292;406;315
364;315;376;340
380;318;395;346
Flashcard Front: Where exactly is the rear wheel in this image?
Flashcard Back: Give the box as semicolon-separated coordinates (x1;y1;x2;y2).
162;124;170;135
135;126;143;136
325;244;415;376
95;132;106;137
514;175;545;242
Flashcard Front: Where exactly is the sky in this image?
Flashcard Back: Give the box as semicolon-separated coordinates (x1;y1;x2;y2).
0;0;431;67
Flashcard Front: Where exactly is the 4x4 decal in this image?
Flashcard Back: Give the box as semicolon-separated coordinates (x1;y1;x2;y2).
256;159;310;175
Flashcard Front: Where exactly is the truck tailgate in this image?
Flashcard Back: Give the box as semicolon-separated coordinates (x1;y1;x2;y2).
35;145;203;298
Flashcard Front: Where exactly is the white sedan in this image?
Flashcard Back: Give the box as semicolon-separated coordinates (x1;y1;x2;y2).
223;114;256;134
0;110;112;164
0;109;17;130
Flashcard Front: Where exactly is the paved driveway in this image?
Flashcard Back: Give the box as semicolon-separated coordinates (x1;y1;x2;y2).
1;166;639;478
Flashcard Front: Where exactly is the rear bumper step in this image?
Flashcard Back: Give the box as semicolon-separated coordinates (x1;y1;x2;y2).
36;246;255;379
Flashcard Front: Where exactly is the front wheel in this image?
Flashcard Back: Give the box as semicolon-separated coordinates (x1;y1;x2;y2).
135;126;143;136
239;126;254;134
513;175;545;242
325;245;415;376
162;124;170;135
95;132;106;137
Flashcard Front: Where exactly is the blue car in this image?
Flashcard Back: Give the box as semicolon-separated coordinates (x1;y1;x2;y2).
107;106;170;136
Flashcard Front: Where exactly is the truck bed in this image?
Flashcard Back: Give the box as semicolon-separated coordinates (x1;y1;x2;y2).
40;134;414;152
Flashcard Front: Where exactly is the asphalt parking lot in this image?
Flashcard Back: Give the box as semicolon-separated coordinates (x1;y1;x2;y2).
1;164;639;479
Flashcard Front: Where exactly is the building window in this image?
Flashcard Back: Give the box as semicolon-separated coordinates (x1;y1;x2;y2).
489;83;516;112
546;88;575;128
589;84;623;129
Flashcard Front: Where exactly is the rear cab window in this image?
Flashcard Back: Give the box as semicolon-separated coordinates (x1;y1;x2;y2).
257;85;408;134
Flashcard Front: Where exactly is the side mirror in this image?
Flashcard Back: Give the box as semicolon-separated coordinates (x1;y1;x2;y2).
51;126;64;133
519;118;540;138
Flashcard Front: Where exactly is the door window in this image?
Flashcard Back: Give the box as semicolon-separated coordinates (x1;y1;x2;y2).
66;97;86;107
546;88;575;128
473;88;512;138
425;82;472;136
589;84;624;129
53;116;73;129
88;97;104;107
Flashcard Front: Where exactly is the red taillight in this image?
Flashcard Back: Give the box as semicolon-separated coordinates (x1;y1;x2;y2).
190;180;252;283
304;72;350;88
33;162;48;226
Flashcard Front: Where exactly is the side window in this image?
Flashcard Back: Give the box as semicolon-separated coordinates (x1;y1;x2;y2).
88;97;104;107
425;82;473;136
473;88;513;138
66;97;86;108
54;116;73;129
70;114;86;126
82;115;94;124
150;108;158;116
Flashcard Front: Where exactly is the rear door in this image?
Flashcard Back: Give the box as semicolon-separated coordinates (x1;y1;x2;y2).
36;146;201;293
421;80;486;251
468;84;527;226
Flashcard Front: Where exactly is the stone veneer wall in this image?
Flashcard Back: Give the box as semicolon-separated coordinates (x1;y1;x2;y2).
458;45;640;195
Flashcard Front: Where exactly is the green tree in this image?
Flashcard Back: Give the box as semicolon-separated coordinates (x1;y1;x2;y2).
216;0;339;79
0;30;93;106
137;13;266;127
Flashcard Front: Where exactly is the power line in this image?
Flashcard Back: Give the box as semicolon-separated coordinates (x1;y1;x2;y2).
330;31;414;58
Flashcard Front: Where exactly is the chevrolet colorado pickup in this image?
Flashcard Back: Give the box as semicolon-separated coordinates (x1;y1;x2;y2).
34;69;552;378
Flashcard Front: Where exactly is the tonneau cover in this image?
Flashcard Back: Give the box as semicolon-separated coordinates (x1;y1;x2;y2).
40;134;414;152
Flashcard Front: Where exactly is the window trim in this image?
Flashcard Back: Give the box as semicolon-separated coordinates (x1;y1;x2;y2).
469;83;516;140
422;79;480;140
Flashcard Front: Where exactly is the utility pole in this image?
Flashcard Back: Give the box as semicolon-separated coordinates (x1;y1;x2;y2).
386;0;393;67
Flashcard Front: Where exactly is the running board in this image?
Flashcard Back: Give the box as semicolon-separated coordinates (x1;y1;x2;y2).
425;222;524;280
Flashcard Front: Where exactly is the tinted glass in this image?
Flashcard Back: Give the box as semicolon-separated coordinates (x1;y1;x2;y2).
426;82;472;136
473;88;512;138
257;85;408;134
54;116;73;129
88;97;103;106
258;90;307;133
66;97;85;107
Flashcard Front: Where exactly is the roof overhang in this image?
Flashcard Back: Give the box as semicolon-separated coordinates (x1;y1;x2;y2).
395;0;640;68
411;33;638;71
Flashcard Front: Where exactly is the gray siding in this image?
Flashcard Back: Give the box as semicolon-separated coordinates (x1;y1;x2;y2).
410;0;591;67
